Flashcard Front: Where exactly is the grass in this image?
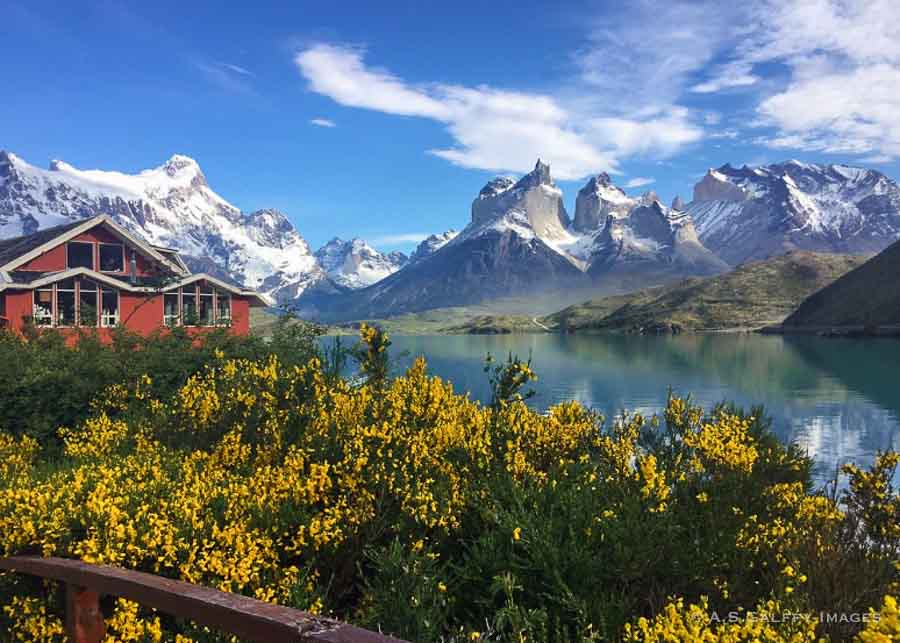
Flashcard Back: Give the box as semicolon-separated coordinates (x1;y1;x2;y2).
544;252;868;333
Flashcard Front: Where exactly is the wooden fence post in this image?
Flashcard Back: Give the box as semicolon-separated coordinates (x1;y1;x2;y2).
65;584;106;643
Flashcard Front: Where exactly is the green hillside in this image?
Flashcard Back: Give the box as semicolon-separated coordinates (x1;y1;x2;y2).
544;252;868;333
782;239;900;329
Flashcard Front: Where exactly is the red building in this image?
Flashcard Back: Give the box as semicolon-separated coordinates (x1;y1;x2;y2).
0;215;269;340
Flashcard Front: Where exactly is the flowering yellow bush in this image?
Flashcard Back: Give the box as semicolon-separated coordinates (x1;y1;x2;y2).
0;329;896;641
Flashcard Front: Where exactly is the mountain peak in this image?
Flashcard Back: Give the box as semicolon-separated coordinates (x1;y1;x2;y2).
158;154;204;180
515;158;554;189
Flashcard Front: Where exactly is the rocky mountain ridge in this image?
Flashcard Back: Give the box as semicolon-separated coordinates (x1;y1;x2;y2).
685;160;900;264
3;150;899;319
0;151;406;301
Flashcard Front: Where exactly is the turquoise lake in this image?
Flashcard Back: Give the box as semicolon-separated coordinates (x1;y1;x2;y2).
337;333;900;486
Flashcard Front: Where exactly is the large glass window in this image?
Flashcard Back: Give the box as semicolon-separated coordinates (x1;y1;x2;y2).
33;289;53;326
79;279;98;327
67;242;94;269
163;283;233;328
216;291;231;326
101;286;119;327
199;284;214;326
182;290;198;326
56;279;76;326
99;244;124;272
164;293;180;327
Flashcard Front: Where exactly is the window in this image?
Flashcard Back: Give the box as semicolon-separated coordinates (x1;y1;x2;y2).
164;284;233;327
67;241;94;269
56;279;76;326
79;279;98;327
99;243;124;272
164;293;180;327
216;291;231;326
199;284;214;326
33;289;53;326
101;286;119;327
182;289;198;326
0;294;5;319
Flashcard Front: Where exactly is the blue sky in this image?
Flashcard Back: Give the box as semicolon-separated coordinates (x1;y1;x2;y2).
3;0;899;252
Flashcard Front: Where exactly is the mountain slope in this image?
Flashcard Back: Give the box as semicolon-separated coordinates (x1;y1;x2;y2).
588;197;728;282
302;161;590;319
781;239;900;328
314;238;407;289
685;161;900;265
0;151;326;301
546;252;868;333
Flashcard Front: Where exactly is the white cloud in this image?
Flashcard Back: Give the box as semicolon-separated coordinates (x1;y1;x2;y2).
370;233;429;245
860;154;894;164
193;60;256;94
624;177;655;188
294;43;704;179
693;0;900;159
221;62;253;77
575;1;744;106
690;61;759;93
310;118;336;128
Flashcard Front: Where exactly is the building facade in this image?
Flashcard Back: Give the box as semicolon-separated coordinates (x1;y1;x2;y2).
0;215;269;340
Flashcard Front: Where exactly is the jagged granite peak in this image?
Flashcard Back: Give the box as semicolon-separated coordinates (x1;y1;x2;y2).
477;177;515;200
0;151;326;301
468;158;570;243
671;195;686;211
685;160;900;264
409;229;459;263
573;173;635;232
314;237;407;289
589;198;727;278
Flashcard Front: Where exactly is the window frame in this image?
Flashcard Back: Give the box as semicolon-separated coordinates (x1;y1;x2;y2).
78;279;99;328
100;286;119;328
98;243;125;273
55;279;77;327
33;288;54;326
66;241;95;270
164;292;180;327
215;290;232;327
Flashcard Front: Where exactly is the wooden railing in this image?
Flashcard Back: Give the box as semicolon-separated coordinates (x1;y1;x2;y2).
0;556;407;643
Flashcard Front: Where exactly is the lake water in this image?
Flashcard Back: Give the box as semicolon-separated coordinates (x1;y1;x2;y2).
341;333;900;487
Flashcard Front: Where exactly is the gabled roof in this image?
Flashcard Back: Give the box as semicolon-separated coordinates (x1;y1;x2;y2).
0;220;87;268
0;215;188;276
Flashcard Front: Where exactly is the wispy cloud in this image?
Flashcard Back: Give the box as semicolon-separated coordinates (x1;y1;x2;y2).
294;42;708;179
295;43;620;179
370;233;429;245
310;117;336;128
692;0;900;159
193;59;256;94
624;177;655;188
221;62;253;76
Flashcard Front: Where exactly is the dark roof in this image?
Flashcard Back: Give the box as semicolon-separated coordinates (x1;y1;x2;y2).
6;270;59;284
0;219;87;268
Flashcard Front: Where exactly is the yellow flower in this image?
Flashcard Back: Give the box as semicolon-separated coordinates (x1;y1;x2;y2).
513;527;522;542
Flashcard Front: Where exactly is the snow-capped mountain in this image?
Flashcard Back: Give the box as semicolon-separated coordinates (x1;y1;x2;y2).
408;230;458;263
0;151;326;301
685;161;900;265
588;196;727;278
308;160;724;319
312;161;591;318
573;173;636;232
314;237;407;289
